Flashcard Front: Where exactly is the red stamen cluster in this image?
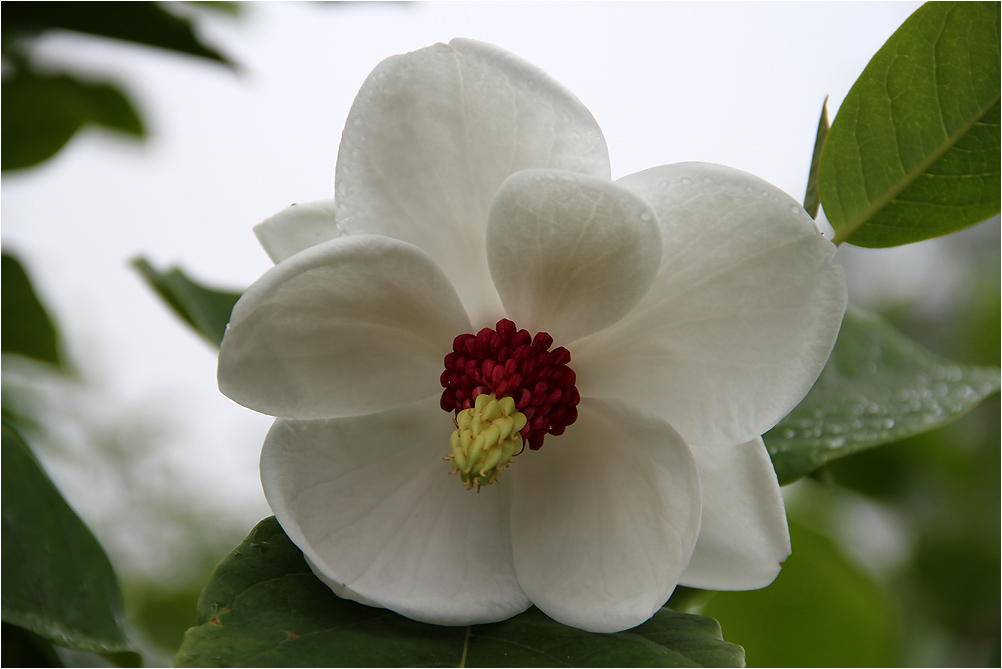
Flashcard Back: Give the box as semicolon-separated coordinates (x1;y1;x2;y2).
440;319;580;451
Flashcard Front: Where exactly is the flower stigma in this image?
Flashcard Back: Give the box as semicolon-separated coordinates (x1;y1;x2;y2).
446;393;527;489
440;319;581;489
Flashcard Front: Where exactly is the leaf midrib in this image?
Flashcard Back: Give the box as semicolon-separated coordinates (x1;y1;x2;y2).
831;90;1001;245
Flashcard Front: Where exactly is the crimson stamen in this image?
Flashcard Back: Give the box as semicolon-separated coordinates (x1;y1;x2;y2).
440;319;580;451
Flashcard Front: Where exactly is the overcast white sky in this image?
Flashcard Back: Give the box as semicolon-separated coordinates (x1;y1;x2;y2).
8;1;980;583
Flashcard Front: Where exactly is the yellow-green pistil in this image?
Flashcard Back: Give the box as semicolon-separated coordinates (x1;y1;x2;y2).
446;393;528;490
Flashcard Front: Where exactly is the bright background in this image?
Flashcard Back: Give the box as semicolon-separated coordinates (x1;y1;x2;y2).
3;3;998;666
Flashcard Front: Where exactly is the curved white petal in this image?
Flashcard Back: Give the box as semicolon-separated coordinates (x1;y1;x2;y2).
573;163;848;447
509;398;701;633
253;200;339;264
262;397;531;625
336;38;611;326
218;235;470;419
679;437;790;590
487;169;662;344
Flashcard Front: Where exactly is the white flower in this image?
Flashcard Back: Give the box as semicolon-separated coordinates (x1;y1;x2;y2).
217;39;847;634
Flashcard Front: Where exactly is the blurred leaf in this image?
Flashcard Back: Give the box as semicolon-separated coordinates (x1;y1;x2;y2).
126;582;203;662
765;305;1001;485
176;516;744;667
701;520;896;667
179;2;243;17
820;1;1000;247
1;252;63;368
2;1;231;65
133;257;241;347
2;71;144;172
802;97;829;219
2;622;64;667
1;422;130;654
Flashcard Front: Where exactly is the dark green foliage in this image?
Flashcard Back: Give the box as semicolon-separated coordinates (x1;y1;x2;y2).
176;517;745;667
1;423;130;654
1;2;232;65
1;71;144;172
133;258;242;347
1;252;63;368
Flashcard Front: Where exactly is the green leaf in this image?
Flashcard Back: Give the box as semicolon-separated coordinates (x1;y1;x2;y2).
700;520;896;666
1;252;63;368
765;305;1001;485
176;517;745;668
133;257;241;347
1;71;144;172
1;422;130;654
819;1;1001;247
2;1;232;65
802;97;829;219
2;622;64;667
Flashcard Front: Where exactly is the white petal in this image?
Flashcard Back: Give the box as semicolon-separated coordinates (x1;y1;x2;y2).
487;169;662;344
261;397;531;625
253;200;339;264
679;438;790;590
218;234;470;419
509;398;701;633
573;163;848;447
335;39;611;326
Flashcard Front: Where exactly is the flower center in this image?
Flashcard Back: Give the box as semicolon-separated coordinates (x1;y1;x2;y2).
445;393;526;489
440;319;580;488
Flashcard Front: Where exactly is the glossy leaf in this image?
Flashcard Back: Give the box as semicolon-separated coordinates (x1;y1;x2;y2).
1;422;130;654
2;2;231;65
133;257;241;347
1;72;144;172
802;97;829;219
700;520;896;666
1;252;63;368
820;1;1001;247
176;517;744;668
765;305;1001;485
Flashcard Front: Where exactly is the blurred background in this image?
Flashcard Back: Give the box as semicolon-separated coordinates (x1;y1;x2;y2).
2;2;997;666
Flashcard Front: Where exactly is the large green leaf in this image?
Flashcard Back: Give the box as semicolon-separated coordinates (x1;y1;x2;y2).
1;422;130;654
176;517;745;668
1;252;63;368
1;71;144;172
133;257;241;347
1;2;231;65
764;305;1001;485
700;519;896;666
819;1;1000;247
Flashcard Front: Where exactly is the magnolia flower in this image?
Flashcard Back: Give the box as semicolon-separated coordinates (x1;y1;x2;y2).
218;39;847;634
